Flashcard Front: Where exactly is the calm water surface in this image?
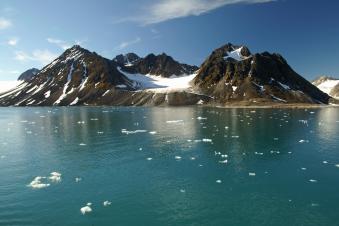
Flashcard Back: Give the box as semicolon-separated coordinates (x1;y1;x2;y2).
0;106;338;226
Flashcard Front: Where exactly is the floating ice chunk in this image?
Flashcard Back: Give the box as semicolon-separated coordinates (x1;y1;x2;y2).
149;131;157;135
214;151;221;155
335;164;339;168
180;189;186;193
27;176;50;189
75;177;82;182
301;167;307;170
146;157;152;161
219;159;228;164
249;172;256;176
77;121;85;124
103;201;111;206
202;138;212;142
299;139;309;143
255;152;264;155
216;180;222;183
80;204;92;215
166;120;184;124
221;154;228;158
121;129;147;134
322;161;328;164
311;203;319;207
79;143;87;146
309;179;317;183
175;156;182;160
190;157;196;160
197;117;207;120
231;135;239;138
49;172;61;182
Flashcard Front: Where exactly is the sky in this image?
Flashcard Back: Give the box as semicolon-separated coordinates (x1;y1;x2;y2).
0;0;338;81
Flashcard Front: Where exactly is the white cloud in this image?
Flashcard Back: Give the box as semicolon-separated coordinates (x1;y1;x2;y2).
117;37;141;50
47;38;71;50
0;18;12;29
14;49;58;65
7;37;18;46
120;0;273;25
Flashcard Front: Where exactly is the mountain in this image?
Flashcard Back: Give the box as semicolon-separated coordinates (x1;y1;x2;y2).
114;53;199;77
17;68;40;82
113;53;140;66
0;45;136;106
0;43;333;106
193;43;330;104
312;76;339;99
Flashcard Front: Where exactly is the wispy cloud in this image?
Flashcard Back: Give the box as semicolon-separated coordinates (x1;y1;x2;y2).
47;38;71;50
47;37;88;50
118;0;273;25
117;37;141;50
14;49;58;65
0;18;12;29
7;37;18;46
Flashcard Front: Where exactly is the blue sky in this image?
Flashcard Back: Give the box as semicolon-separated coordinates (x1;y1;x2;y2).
0;0;338;80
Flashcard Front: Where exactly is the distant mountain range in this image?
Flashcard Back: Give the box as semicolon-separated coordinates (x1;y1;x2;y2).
0;43;335;106
312;76;339;99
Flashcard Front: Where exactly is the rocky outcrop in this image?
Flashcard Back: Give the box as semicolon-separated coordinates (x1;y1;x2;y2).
193;43;330;104
115;53;198;77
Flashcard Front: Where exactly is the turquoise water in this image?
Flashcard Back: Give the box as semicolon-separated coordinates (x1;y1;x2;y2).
0;106;338;226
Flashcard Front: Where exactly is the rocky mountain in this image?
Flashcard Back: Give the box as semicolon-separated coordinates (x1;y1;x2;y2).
17;68;40;82
193;43;330;104
113;53;140;66
114;53;199;77
312;76;339;99
0;45;136;106
0;43;333;106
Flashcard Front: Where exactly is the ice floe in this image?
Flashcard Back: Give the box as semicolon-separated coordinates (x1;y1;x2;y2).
103;201;111;206
80;203;92;215
216;179;222;183
166;120;184;124
249;172;256;176
49;172;62;182
121;129;147;134
175;156;182;160
27;176;50;189
75;177;82;182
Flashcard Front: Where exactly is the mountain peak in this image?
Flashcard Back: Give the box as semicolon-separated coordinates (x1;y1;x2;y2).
17;68;40;81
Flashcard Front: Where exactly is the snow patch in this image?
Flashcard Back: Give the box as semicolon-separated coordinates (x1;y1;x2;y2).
117;67;196;93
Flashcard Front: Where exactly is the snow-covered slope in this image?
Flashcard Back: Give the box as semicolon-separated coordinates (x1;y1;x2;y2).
312;76;339;99
117;67;196;93
0;81;23;94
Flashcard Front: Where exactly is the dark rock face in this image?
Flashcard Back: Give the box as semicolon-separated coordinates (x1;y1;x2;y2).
0;45;135;106
193;43;330;104
113;53;140;66
17;68;40;82
117;53;199;77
